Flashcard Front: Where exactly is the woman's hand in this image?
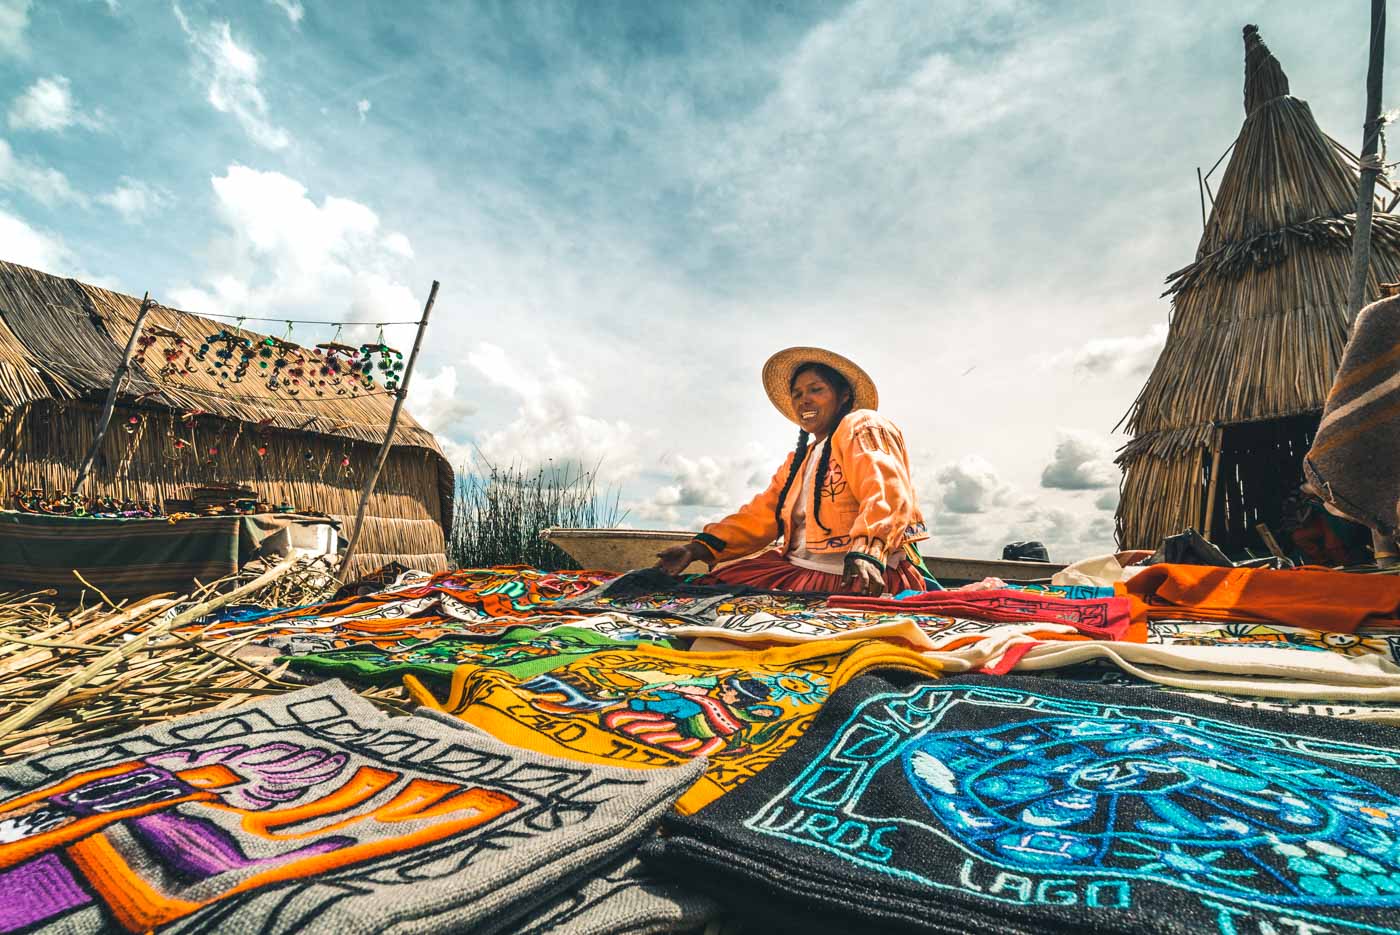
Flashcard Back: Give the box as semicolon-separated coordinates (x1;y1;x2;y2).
843;557;885;596
654;541;708;576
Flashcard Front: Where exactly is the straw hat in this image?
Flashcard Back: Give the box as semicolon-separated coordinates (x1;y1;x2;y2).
762;347;878;424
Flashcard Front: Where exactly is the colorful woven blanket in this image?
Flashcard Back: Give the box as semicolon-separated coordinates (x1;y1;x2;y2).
0;682;701;934
404;639;943;814
647;671;1400;934
1305;292;1400;534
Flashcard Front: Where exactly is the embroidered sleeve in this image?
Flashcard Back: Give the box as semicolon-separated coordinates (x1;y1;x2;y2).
841;414;919;565
696;453;796;563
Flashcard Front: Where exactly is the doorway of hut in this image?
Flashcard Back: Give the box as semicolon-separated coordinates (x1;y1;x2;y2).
1200;412;1371;562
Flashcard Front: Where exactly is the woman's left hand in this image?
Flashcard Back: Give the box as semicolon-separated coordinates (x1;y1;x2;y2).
843;558;885;596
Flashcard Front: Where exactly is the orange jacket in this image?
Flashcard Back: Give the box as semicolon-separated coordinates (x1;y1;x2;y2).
695;409;928;567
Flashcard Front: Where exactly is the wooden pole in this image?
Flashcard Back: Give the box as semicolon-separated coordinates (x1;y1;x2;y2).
337;280;440;583
71;293;155;497
1346;0;1387;324
1196;167;1208;230
1202;426;1224;542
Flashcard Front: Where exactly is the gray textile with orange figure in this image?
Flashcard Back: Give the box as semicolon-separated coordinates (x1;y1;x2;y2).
1305;293;1400;534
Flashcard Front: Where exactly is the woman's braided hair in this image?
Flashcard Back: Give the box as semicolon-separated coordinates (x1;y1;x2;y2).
774;362;854;538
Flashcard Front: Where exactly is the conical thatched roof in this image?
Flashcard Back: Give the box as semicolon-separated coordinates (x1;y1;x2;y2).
1116;25;1400;549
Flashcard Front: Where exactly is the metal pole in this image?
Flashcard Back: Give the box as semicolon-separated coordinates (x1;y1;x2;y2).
1346;0;1388;324
337;280;440;583
71;293;155;496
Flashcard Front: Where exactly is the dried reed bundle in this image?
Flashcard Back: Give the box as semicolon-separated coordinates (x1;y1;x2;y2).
0;556;413;765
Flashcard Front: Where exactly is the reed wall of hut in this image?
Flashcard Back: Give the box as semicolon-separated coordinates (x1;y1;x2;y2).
0;259;454;580
1116;25;1400;554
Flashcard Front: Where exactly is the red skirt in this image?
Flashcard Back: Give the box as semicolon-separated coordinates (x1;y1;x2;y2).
697;549;926;595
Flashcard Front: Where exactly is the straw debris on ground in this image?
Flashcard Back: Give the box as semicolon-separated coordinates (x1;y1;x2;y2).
0;556;412;765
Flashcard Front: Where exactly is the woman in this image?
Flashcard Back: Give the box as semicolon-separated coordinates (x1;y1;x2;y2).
655;347;929;595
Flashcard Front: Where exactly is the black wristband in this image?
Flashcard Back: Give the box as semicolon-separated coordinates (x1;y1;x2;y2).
693;532;725;554
845;550;886;573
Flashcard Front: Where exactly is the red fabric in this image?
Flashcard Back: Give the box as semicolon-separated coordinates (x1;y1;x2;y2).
697;549;926;595
828;588;1133;641
1122;562;1400;634
980;640;1039;676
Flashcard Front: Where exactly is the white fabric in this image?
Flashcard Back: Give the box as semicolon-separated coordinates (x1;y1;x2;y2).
1012;640;1400;701
1051;553;1125;588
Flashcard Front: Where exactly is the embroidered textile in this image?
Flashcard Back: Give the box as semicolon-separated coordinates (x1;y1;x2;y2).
1006;582;1117;601
404;639;943;814
222;567;619;632
1047;661;1400;724
648;671;1400;935
514;855;719;935
0;681;701;934
280;626;680;686
1148;620;1400;665
829;588;1134;640
1012;640;1400;702
552;569;787;622
683;606;1099;654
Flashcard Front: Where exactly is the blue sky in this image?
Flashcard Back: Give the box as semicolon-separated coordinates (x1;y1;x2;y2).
0;0;1392;559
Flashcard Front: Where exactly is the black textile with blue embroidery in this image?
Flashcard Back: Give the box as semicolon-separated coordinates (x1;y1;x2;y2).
644;672;1400;935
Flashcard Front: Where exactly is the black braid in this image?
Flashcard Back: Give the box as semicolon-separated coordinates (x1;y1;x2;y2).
774;429;810;539
811;400;854;533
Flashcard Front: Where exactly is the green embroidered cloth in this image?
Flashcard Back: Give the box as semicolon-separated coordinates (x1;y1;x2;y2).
281;625;677;685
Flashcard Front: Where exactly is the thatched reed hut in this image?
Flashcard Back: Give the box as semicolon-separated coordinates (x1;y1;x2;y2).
1116;25;1400;554
0;259;453;578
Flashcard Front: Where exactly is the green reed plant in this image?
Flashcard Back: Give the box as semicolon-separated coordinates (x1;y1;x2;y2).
448;460;626;569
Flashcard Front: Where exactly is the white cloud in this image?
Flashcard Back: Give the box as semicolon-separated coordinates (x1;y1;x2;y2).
1040;430;1118;490
98;177;170;221
173;6;290;150
381;231;412;258
1095;489;1119;511
935;455;1011;514
406;364;475;468
7;76;104;132
0;138;86;205
168;165;419;350
0;206;73;270
268;0;303;24
357;98;371;122
466;342;636;481
1072;323;1168;379
0;0;30;57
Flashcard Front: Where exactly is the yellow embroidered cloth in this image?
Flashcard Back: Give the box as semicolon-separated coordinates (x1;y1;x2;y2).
404;639;942;813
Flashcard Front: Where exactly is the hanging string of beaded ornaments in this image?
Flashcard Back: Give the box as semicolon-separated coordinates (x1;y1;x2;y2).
259;333;310;395
313;328;363;397
194;327;253;386
358;327;405;392
133;324;195;379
